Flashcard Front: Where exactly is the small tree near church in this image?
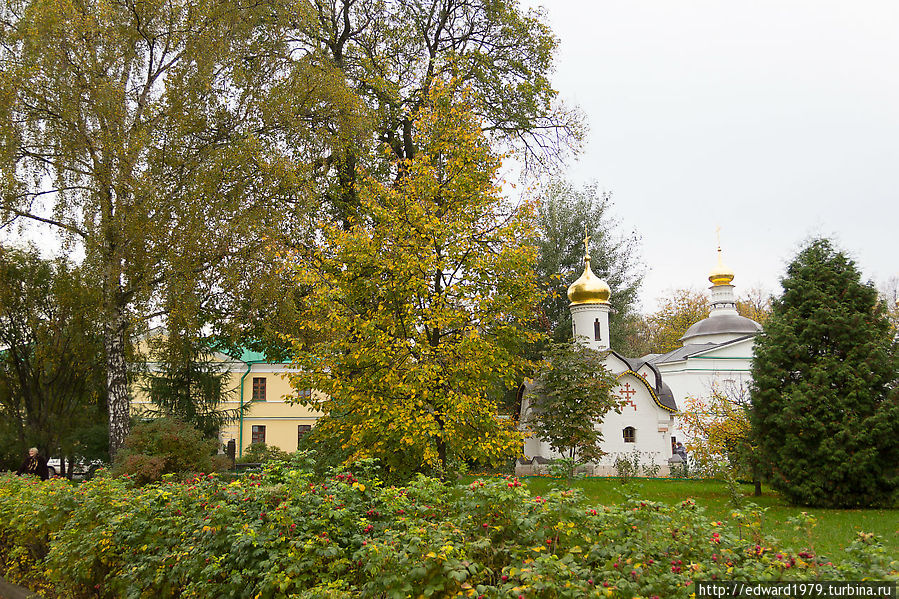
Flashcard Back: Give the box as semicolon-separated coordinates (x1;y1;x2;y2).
750;238;899;508
528;342;619;480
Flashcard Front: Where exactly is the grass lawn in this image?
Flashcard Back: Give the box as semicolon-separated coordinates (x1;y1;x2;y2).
467;475;899;563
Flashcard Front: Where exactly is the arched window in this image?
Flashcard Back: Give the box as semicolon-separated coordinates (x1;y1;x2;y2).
623;426;636;443
594;318;601;341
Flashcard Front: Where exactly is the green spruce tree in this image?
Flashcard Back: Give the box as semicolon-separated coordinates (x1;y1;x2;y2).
534;179;644;352
750;238;899;507
143;323;241;441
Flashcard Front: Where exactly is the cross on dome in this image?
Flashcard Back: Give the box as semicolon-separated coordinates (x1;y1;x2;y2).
709;227;735;286
566;222;610;305
583;223;591;258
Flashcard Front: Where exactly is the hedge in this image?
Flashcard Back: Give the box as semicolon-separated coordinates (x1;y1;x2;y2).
0;464;895;598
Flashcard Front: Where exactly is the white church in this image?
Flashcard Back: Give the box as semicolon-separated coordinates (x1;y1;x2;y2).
519;236;762;476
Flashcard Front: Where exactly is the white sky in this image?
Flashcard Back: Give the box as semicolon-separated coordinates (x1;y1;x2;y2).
525;0;899;310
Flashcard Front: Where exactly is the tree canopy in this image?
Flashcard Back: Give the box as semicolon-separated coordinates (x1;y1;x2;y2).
0;0;581;461
0;0;361;457
534;179;644;350
294;0;584;225
750;238;899;507
287;82;542;477
0;245;106;467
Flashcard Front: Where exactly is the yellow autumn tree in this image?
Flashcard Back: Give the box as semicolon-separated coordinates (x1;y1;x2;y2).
286;80;543;477
644;288;709;353
736;286;773;327
679;383;761;494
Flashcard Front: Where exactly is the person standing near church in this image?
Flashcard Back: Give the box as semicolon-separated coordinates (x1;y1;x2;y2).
16;447;49;480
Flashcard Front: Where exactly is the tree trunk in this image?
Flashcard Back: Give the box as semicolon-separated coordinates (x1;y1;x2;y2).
754;478;762;496
436;433;448;480
105;302;130;460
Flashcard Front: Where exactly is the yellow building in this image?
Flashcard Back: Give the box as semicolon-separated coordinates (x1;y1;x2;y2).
131;335;323;458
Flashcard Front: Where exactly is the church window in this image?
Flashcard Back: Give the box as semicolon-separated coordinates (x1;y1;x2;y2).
594;318;601;341
252;377;266;401
623;426;636;443
251;425;266;444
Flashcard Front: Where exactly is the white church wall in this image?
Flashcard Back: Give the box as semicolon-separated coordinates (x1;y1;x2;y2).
596;375;674;468
520;374;675;474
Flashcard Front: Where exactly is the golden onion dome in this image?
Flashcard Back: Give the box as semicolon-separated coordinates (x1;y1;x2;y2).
708;247;735;286
567;256;611;305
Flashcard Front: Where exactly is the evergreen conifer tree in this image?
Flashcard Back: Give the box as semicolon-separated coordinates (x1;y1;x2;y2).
143;326;241;440
750;238;899;507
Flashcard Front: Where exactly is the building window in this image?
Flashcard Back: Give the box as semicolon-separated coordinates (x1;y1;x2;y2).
594;318;601;341
297;424;312;447
252;377;266;401
251;425;266;445
623;426;636;443
296;388;312;400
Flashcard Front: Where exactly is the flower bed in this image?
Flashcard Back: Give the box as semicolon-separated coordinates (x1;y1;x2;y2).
0;465;895;598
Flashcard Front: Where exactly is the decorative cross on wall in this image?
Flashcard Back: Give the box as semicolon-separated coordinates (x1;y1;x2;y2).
619;382;638;411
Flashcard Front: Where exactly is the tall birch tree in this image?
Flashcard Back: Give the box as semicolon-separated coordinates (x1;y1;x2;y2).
0;0;361;457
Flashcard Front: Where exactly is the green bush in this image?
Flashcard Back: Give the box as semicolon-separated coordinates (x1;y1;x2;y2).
237;442;290;464
111;418;217;484
0;468;895;599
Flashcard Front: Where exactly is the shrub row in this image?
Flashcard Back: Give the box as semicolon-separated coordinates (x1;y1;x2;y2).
0;464;895;598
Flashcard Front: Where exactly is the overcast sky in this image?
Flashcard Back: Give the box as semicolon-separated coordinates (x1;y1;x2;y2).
524;0;899;310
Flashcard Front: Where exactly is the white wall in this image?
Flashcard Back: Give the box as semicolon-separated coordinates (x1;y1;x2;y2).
522;373;675;467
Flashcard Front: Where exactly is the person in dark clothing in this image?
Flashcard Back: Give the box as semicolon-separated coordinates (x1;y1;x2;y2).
16;447;49;480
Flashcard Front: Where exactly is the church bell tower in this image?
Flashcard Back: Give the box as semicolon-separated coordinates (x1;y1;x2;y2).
567;226;611;351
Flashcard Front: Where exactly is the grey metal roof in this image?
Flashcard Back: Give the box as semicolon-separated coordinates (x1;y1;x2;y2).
648;335;756;365
648;343;718;365
679;313;762;343
611;350;678;412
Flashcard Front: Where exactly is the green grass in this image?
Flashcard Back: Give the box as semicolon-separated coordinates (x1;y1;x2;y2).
467;476;899;562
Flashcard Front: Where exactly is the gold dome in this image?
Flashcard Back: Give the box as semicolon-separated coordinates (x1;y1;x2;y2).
708;247;734;286
567;256;611;305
